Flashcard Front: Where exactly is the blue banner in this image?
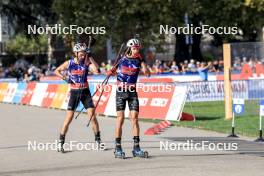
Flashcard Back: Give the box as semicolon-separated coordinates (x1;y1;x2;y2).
12;83;27;104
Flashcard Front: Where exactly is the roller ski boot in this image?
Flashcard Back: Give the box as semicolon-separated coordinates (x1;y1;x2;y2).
95;131;105;150
114;146;125;159
132;136;148;158
132;147;148;158
95;131;101;145
57;134;65;153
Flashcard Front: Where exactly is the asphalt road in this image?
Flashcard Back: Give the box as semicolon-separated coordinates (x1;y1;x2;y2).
0;103;264;176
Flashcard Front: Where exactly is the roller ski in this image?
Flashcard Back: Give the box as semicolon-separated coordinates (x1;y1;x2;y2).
114;146;126;159
132;148;149;158
57;134;65;153
132;136;148;158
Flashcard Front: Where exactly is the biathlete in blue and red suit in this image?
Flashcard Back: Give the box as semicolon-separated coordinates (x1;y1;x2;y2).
54;43;101;153
107;38;150;158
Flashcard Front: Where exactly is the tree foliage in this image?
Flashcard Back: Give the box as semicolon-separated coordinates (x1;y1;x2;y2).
1;0;264;60
6;34;48;55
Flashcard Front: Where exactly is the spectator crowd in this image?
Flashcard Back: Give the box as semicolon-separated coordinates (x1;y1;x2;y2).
0;56;263;82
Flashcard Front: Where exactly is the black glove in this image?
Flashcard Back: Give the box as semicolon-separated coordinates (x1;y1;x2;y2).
86;48;92;57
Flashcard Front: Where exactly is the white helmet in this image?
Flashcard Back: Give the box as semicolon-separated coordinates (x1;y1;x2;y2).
73;43;87;52
126;38;141;48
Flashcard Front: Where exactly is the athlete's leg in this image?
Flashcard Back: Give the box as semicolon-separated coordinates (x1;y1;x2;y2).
60;89;78;136
130;110;148;157
115;89;127;153
130;110;140;136
115;110;125;156
116;110;125;138
128;91;143;153
81;88;101;141
59;89;79;145
60;110;75;135
128;90;140;137
115;89;127;139
58;110;74;152
87;108;100;135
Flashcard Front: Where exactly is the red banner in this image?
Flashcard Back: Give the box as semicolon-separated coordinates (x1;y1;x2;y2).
41;84;58;107
137;84;175;119
93;84;112;114
21;82;36;105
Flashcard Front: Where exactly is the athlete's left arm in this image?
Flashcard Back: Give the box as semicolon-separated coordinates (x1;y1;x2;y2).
87;56;100;74
141;61;151;77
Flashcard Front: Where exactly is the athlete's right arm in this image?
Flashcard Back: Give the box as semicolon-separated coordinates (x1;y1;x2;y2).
54;61;69;80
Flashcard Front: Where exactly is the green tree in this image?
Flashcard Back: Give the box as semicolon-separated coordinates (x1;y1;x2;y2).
6;34;48;56
1;0;57;66
2;0;264;62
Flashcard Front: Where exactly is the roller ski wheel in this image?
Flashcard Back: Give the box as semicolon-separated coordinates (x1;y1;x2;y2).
114;148;126;159
132;149;148;158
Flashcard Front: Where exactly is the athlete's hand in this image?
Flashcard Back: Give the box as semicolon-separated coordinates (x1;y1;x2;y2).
63;76;74;84
86;48;92;57
106;68;116;76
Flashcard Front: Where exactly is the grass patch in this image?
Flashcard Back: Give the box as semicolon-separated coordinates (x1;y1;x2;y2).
141;101;262;137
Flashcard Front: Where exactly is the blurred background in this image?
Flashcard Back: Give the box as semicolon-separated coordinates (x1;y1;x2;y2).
0;0;263;81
